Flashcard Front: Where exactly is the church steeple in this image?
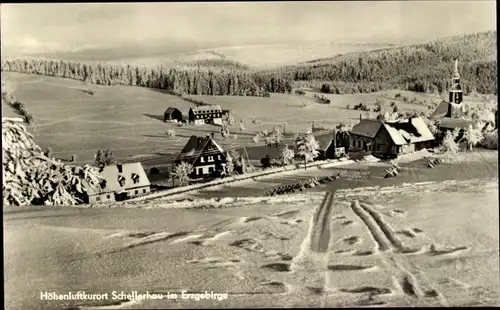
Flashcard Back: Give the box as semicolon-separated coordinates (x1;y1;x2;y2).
453;59;460;80
448;59;463;106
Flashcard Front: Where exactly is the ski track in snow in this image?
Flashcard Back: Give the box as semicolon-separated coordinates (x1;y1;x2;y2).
65;178;494;307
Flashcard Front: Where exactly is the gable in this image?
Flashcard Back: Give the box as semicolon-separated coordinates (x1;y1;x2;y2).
176;136;225;164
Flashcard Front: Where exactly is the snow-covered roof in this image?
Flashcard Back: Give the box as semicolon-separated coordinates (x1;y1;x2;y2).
381;117;435;146
85;162;150;196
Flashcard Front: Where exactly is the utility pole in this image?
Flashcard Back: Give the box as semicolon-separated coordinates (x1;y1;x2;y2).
244;146;250;172
171;159;175;188
332;128;337;159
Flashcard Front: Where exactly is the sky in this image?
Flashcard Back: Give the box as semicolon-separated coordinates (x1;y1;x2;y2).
1;1;496;56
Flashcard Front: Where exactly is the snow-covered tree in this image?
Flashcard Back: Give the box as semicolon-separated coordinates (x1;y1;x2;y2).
252;133;261;144
220;122;230;138
462;124;484;151
440;129;460;161
172;161;193;186
225;153;234;176
295;131;320;164
93;149;116;168
280;145;295;166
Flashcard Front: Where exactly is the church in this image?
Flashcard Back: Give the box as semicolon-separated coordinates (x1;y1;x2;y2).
430;60;475;142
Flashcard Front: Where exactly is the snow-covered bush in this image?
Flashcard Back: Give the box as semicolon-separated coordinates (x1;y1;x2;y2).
166;129;176;138
481;129;498;149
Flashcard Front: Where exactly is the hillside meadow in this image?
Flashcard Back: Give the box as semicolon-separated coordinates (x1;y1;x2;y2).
3;72;441;166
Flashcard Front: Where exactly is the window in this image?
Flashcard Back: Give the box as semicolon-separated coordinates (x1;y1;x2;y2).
117;175;126;187
217;155;221;160
207;156;214;162
135;190;138;195
131;173;140;184
96;196;101;202
106;194;110;199
143;189;147;193
198;168;203;175
200;157;205;163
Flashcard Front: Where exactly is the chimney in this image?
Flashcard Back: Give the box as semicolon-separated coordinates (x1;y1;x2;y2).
117;164;123;173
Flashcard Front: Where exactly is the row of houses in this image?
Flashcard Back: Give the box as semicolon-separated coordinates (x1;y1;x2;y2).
345;117;435;158
164;105;229;126
86;60;486;204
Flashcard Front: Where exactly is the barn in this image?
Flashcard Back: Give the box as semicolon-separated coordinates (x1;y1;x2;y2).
85;163;151;204
371;117;435;158
188;105;223;125
164;107;183;122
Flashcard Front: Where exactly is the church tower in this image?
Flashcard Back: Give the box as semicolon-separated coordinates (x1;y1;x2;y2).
446;59;463;117
448;59;463;105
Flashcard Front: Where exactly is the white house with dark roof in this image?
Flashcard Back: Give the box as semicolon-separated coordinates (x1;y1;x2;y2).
175;135;227;178
85;162;151;204
188;105;223;126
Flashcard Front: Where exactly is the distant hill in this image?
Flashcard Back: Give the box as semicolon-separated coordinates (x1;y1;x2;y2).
8;41;394;71
266;31;497;95
196;41;394;70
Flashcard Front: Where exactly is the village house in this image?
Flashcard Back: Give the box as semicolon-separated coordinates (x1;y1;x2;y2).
349;119;382;152
188;105;223;126
85;163;151;204
371;117;435;158
164;107;183;122
175;135;227;178
315;129;349;160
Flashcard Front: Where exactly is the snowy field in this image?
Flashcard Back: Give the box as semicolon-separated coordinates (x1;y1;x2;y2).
4;177;499;309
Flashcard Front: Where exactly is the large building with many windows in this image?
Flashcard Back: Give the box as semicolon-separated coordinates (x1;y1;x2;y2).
188;105;223;125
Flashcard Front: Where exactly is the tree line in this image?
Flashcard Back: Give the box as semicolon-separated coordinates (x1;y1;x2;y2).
1;58;292;96
270;31;497;95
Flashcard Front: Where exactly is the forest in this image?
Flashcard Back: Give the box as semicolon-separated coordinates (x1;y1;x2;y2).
1;31;496;96
0;58;292;96
269;31;497;95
